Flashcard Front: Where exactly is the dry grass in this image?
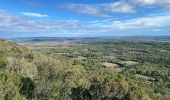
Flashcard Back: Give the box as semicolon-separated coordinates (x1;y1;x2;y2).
121;61;138;65
128;50;146;55
102;62;119;69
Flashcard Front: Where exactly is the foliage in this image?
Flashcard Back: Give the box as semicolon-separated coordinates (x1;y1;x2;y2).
0;39;170;100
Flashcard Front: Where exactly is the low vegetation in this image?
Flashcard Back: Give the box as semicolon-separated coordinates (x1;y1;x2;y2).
0;39;170;100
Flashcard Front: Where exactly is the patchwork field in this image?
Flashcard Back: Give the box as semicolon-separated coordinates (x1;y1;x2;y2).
2;37;169;100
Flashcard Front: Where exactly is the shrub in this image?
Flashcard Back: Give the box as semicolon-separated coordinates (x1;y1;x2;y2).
19;77;35;99
0;52;8;69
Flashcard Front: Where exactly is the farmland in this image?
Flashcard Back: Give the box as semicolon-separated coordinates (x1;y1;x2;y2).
0;37;170;99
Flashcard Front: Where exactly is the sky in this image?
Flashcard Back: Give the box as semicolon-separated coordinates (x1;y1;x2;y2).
0;0;170;38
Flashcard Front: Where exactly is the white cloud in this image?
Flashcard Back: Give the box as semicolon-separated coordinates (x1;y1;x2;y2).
0;10;83;34
62;2;135;17
130;0;170;7
61;0;170;17
131;0;156;6
64;3;108;17
22;12;48;17
0;10;170;36
86;15;170;31
104;2;135;13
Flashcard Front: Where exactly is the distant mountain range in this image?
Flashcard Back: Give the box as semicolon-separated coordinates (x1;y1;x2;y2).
8;36;170;42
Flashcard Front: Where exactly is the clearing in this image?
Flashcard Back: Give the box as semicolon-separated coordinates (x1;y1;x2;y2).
102;62;119;69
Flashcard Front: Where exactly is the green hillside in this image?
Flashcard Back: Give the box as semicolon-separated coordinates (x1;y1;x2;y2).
0;40;169;100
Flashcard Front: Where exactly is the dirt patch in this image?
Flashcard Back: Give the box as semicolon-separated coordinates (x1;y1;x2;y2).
128;50;147;55
160;50;167;52
121;61;138;65
102;62;119;69
77;56;86;60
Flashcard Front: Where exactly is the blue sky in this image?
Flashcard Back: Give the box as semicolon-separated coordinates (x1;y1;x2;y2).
0;0;170;38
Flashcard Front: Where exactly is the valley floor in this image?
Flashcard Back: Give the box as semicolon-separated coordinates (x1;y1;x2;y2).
0;39;170;100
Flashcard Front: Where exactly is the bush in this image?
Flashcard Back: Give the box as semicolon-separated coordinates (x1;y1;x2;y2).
0;52;8;69
19;77;35;99
71;86;91;100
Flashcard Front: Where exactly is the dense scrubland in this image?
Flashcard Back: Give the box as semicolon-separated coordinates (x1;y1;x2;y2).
0;39;170;100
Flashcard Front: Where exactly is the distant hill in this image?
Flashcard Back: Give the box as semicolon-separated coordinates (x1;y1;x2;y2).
9;36;170;43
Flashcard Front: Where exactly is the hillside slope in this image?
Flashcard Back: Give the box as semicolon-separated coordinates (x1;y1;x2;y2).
0;40;153;100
